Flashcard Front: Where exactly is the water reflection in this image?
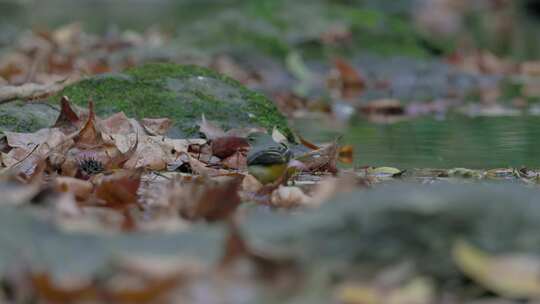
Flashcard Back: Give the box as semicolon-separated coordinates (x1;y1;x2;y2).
293;115;540;168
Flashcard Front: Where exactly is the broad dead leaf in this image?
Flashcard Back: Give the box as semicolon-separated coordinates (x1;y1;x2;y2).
198;114;226;140
174;174;243;222
210;136;250;159
221;151;248;170
453;240;540;299
296;141;339;174
94;170;141;210
270;186;311;208
54;176;93;201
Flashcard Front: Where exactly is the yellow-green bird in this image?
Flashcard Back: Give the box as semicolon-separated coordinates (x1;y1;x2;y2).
247;133;293;184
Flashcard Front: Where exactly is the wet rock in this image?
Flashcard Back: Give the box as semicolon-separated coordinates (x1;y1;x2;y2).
54;63;293;139
0;101;58;133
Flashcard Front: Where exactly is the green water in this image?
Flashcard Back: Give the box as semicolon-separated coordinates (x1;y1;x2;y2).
294;115;540;169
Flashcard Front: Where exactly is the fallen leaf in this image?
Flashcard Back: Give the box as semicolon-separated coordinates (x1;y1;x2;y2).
183;152;229;176
360;99;406;123
368;167;403;178
210;136;250;159
198;114;225;140
296;141;339;174
221;151;248;170
336;277;434;304
141;118;172;136
270;186;311;208
53;96;81;133
94;170;141;210
338;145;354;164
453;240;540;299
74;99;102;148
31;272;97;303
100;111;133;135
54;176;93;201
328;57;365;99
174;174;243;222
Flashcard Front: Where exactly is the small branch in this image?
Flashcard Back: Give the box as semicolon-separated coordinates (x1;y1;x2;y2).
0;77;78;104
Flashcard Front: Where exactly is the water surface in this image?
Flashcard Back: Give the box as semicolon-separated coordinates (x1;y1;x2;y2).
294;115;540;169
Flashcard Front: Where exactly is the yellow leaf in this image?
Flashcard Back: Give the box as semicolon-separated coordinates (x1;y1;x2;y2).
453;240;540;299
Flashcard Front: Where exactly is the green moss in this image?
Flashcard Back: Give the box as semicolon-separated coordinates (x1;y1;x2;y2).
54;63;294;139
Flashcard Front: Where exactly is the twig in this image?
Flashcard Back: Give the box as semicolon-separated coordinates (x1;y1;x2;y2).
0;77;78;104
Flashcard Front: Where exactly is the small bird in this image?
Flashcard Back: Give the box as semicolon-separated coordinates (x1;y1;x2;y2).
247;133;293;184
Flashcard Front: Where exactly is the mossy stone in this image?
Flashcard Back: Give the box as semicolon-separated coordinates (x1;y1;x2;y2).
54;63;293;139
0;101;59;134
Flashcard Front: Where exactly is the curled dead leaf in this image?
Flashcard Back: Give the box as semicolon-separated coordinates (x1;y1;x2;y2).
140;117;172;136
53;96;81;134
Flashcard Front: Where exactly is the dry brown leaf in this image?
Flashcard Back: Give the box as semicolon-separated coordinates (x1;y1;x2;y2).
210;136;250;159
93;170;141;210
221;151;248;170
140;118;172;136
30;272;97;303
100;111;133;135
184;153;229;176
270;186;311;208
359;99;406;123
328;57;365;99
0;77;78;103
198;114;225;140
338;145;354;164
174;175;243;222
54;176;93;201
74;99;102;148
297;141;339;174
53;96;81;133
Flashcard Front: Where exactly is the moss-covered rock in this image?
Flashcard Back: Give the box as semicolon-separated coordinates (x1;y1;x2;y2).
54;63;293;139
0;101;59;133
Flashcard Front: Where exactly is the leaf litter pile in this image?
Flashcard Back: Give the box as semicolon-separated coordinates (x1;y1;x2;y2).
0;93;355;303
